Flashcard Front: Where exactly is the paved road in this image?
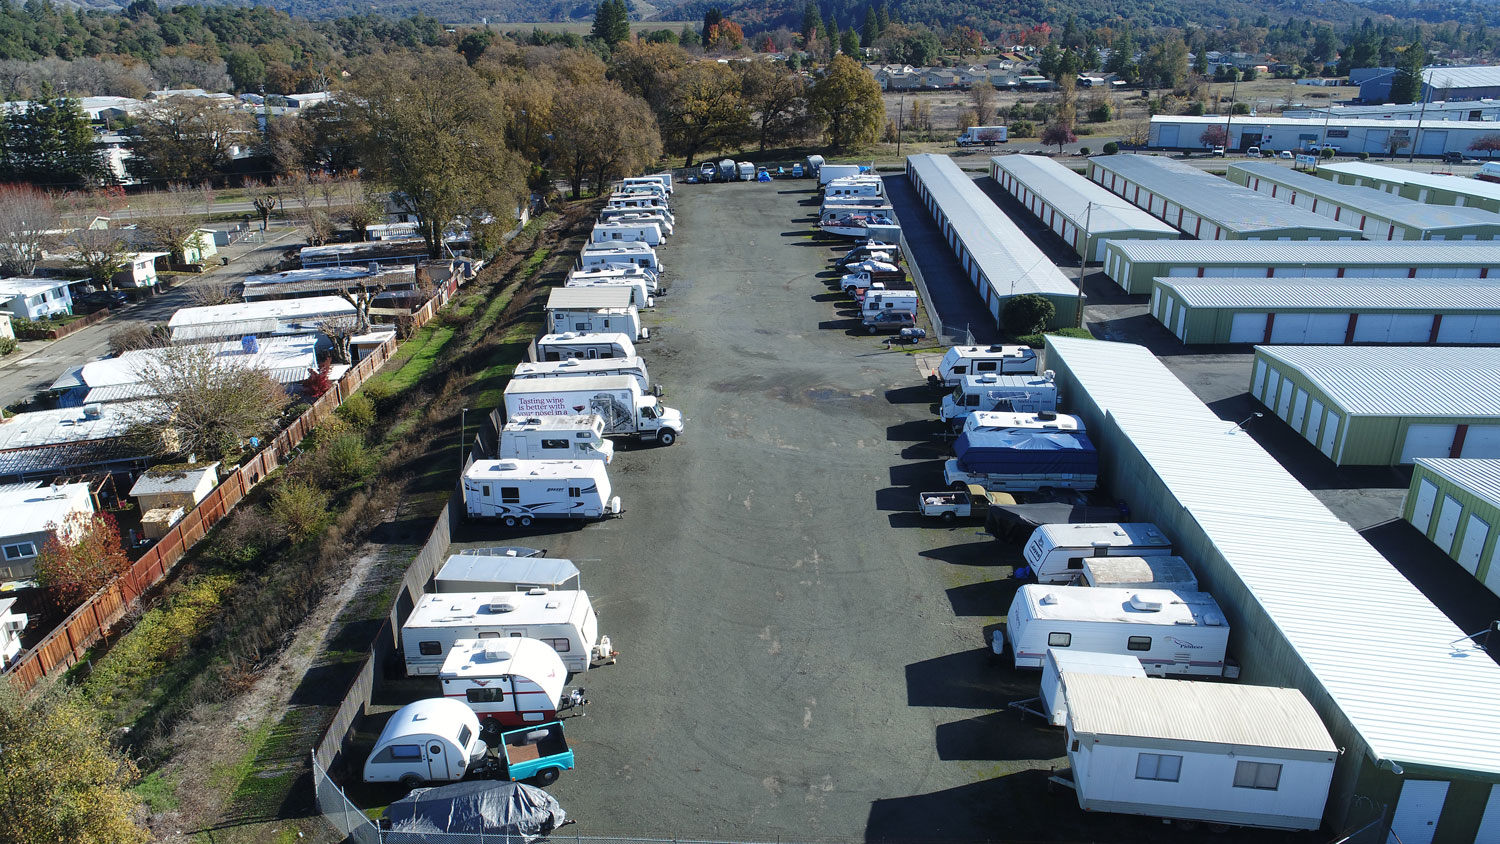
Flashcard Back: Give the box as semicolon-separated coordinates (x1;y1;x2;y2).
883;174;1003;345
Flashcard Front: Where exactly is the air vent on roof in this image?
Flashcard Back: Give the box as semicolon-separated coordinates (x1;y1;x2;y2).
1044;369;1055;382
1038;592;1058;605
483;640;510;661
1038;410;1057;421
978;374;998;383
1128;594;1163;612
83;403;102;419
527;587;548;596
559;359;579;367
489;599;517;613
987;344;1006;353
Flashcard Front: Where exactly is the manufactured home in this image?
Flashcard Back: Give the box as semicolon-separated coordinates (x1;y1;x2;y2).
462;459;621;524
435;554;582;594
500;415;614;463
1022;523;1173;584
1081;555;1198;590
511;356;651;393
401;589;606;675
1000;584;1231;677
534;332;636;361
440;637;569;729
363;698;487;786
929;345;1041;386
545;287;643;340
1032;648;1146;726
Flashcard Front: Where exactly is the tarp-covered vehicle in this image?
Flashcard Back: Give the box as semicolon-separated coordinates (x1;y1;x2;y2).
382;780;568;842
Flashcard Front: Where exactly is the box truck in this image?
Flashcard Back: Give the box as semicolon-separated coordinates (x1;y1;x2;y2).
1021;523;1173;584
500;415;615;463
929;345;1040;387
503;375;683;445
943;428;1098;492
941;375;1060;425
512;355;652;393
440;637;569;730
462;459;622;524
957;125;1008;146
401;589;612;675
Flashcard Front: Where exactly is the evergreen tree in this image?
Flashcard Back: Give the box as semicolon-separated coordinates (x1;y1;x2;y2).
841;26;861;56
1390;37;1425;103
591;0;629;48
0;86;109;188
861;6;877;47
703;5;723;40
875;1;889;36
801;2;822;47
680;22;700;48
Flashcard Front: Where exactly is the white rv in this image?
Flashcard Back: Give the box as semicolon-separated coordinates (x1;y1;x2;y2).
962;411;1076;436
579;242;661;273
435;554;582;593
591;221;664;246
1080;555;1198;591
440;637;569;730
1021;523;1173;584
607;194;672;217
942;375;1060;425
462;459;622;524
614;183;669;202
1037;649;1146;726
500;415;615;463
546;286;643;340
566;276;654;309
824;178;883;198
818;163;864;186
622;174;672;195
512;356;652;393
363;698;486;786
401;589;608;675
1000;585;1231;677
598;208;673;236
534;332;636;361
568;264;659;294
1060;674;1336;831
930;345;1040;386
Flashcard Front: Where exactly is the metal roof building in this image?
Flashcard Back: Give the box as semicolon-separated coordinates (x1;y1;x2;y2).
1085;154;1361;242
1228;161;1500;241
167;296;355;343
1317;161;1500;213
904;153;1079;328
988;154;1178;261
1149;114;1500;158
544;286;635;310
1102;239;1500;294
1149;276;1500;345
0;402;155;484
1251;345;1500;465
1404;458;1500;599
1043;334;1500;843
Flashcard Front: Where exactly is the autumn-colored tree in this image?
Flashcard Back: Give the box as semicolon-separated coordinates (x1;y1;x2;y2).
760;35;775;53
949;25;984;56
133;183;214;265
1470;134;1500;159
705;20;744;52
1041;121;1077;154
809;54;885;151
0;683;149;844
1199;125;1229;148
659;61;751;166
33;511;130;609
303;359;334;398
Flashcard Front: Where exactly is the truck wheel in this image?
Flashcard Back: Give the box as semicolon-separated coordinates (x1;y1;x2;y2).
533;767;561;786
519;515;533;527
941;511;956;523
950;481;967;492
867;325;877;334
503;516;517;528
399;774;424;790
657;430;676;446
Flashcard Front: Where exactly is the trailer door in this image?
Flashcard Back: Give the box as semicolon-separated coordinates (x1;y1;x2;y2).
1435;495;1463;553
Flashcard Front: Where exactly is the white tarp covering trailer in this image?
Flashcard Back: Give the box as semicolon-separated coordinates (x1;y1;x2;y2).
1081;555;1198;590
439;637;569;731
363;698;488;787
1058;673;1338;831
1021;522;1174;584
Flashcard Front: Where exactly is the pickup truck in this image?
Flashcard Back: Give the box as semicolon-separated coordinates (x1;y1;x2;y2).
918;484;1017;522
474;721;576;786
839;265;906;294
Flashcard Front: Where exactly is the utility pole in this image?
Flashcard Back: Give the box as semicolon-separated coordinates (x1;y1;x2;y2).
897;94;905;157
1075;201;1093;328
1224;75;1240;152
1408;75;1441;165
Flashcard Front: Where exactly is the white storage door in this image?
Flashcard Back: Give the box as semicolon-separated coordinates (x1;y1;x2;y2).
1263;370;1281;407
1276;379;1295;419
1171;303;1186;337
1306;399;1324;446
1487;548;1500;595
1151;290;1165;320
1202;266;1244;277
1353;313;1434;343
1387;781;1449;844
1411;478;1438;533
1320;410;1340;459
1253;360;1268;400
1474;786;1500;844
1167;266;1197;277
1437;314;1500;343
1461;425;1500;458
1435;495;1463;552
1230;312;1268;343
1457;514;1490;574
1291;390;1309;431
1270;312;1348;343
1418;130;1449;156
1401;424;1459;464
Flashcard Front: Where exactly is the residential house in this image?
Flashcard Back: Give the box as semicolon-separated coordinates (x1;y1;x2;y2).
0;597;27;667
0;278;73;320
167;297;354;344
51;335;332;406
113;252;167;289
1018;75;1058;91
0;482;95;580
0;402;158;484
923;69;960;88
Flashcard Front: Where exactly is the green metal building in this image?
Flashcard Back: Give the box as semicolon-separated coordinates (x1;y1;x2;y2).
1318;160;1500;212
1404;458;1500;598
1251;345;1500;465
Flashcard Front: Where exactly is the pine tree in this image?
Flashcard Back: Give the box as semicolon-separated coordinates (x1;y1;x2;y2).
875;1;889;34
802;2;822;47
861;6;877;47
703;5;723;39
1390;37;1426;104
609;0;630;45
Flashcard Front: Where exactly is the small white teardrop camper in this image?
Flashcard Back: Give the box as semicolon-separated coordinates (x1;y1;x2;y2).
363;698;487;787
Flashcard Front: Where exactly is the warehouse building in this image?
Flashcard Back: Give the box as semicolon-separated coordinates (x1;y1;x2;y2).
1227;161;1500;241
1045;334;1500;844
1085;154;1360;241
988;154;1178;261
1150;276;1500;345
1318;161;1500;213
1102;239;1500;294
1251;345;1500;465
1149;113;1500;158
904;154;1078;328
1405;458;1500;598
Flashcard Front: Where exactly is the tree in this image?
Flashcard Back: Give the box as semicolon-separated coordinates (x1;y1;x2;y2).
970;80;997;125
0;185;60;275
350;53;527;259
129;342;292;462
801;1;823;47
1140;37;1189;89
127;97;252;185
0;683;149;844
1002;293;1056;335
658;60;750;166
1041;121;1077;154
1391;38;1425;104
33;511;129;609
225;47;265;92
1200;125;1229;148
876;23;941;66
705;20;745;52
609;41;690;109
552;82;661;199
840;27;861;57
1470;134;1500;159
244;178;280;231
809;54;884;152
861;8;878;47
590;0;630;49
132;183;213;264
457;29;494;65
60;189;130;288
1085;94;1113;123
741;60;810;151
949;25;983;57
0;88;110;188
327;176;382;241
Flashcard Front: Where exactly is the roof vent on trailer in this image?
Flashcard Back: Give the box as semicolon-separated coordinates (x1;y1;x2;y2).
559;359;580;367
987;344;1006;352
1128;594;1163;612
526;587;549;596
1038;410;1058;421
489;598;517;613
483;640;511;661
1044;369;1055;382
1038;592;1058;606
978;374;999;384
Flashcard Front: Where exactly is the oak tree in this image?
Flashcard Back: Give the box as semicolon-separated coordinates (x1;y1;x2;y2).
809;54;885;151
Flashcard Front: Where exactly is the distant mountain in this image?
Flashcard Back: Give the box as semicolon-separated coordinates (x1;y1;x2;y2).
203;0;600;23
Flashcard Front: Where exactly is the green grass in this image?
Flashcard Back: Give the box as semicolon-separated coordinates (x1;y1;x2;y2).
366;323;458;396
133;770;180;813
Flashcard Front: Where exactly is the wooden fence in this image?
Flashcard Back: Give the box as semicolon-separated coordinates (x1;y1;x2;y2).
4;279;460;693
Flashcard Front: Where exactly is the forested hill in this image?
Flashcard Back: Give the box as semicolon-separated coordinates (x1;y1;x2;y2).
208;0;598;24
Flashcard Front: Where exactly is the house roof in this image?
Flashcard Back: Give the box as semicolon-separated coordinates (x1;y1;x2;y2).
1413;458;1500;511
167;296;354;341
65;335;322;398
128;463;219;497
1254;345;1500;418
0;278;69;299
1154;275;1500;311
991;154;1177;238
0;402;153;450
1229;161;1500;233
0;483;92;537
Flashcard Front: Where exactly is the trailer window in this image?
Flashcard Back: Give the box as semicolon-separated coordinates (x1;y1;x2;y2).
481;486;491;498
975;361;997;372
543;638;571;653
418;641;442;656
1233;761;1282;790
457;725;473;748
952;365;967;376
542;439;570;450
1047;632;1072;648
1127;636;1152;651
568;487;582;498
501;487;520;504
467;688;505;703
389;744;422;760
478;632;501;639
1135;753;1182;782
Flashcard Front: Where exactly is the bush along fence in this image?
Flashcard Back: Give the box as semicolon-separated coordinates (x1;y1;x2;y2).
13;308;111;340
2;278;461;693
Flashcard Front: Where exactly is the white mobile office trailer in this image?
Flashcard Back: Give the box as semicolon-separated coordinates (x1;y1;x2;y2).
534;332;636;361
1081;555;1198;591
579;242;661;273
462;459;622;524
819;164;864;186
545;286;643;340
512;356;652;393
401;589;607;675
1022;523;1173;584
435;554;582;594
1038;649;1145;726
566;276;654;309
1061;673;1336;831
591;221;664;246
503;375;682;444
942;374;1061;424
931;345;1041;386
440;637;569;730
1001;585;1231;677
500;415;615;463
363;698;486;786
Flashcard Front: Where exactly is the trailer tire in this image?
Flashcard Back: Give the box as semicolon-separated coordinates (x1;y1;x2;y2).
399;774;424;790
519;516;533;527
657;430;676;446
503;516;517;528
533;767;561;786
481;719;502;740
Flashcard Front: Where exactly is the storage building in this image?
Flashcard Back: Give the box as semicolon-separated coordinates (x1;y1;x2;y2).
904;154;1079;328
1101;239;1500;294
1317;161;1500;213
1251;345;1500;465
1044;334;1500;844
1227;161;1500;241
988;154;1178;261
1085;154;1360;242
1404;458;1500;598
1149;114;1500;158
1149;276;1500;345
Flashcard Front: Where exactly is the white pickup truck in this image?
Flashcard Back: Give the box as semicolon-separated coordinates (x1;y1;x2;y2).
918;484;1016;522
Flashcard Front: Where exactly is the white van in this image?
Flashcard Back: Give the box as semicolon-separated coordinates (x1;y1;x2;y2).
401;589;609;675
500;415;615;463
462;459;622;525
1021;523;1173;584
534;332;636;361
1000;584;1231;677
1080;555;1198;590
440;637;569;730
436;553;581;593
931;345;1040;386
363;698;487;786
512;356;652;393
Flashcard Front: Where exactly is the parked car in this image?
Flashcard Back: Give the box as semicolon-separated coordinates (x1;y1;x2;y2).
1245;146;1260;157
1210;146;1225;156
699;162;716;182
74;289;129;312
792;163;805;178
1279;150;1294;159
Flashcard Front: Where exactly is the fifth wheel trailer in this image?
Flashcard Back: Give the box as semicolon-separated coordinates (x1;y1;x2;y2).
462;459;622;524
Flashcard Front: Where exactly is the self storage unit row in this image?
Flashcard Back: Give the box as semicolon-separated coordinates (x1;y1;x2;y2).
1404;458;1500;598
1149;276;1500;345
905;154;1078;328
1227;161;1500;241
1251;345;1500;465
1102;239;1500;294
1085;154;1361;242
1318;160;1500;213
1148;113;1500;158
1044;334;1500;844
988;154;1178;261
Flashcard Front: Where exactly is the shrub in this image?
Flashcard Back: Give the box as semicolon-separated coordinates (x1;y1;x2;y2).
1231;102;1251;115
1078;146;1091;155
269;480;329;543
1014;327;1093;347
1358;151;1370;160
1321;147;1335;159
1002;294;1056;336
1086;102;1112;123
1185;101;1206;116
336;392;377;429
1008;120;1036;138
313;432;373;488
361;380;396;408
1103;141;1120;155
108;323;171;356
0;337;16;356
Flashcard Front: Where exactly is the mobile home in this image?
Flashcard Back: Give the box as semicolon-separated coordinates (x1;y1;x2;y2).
401;589;607;675
1081;555;1198;590
435;554;582;594
1035;648;1146;726
461;459;622;524
511;356;651;393
439;637;569;729
534;332;636;361
363;698;486;786
1000;584;1231;677
500;415;615;463
929;345;1041;386
1021;523;1173;584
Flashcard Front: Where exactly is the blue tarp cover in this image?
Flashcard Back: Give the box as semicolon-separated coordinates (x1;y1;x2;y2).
953;429;1098;475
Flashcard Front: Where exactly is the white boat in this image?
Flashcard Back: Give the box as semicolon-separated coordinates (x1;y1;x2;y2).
819;212;899;238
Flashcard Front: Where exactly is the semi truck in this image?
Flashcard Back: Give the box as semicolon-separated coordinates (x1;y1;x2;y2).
503;375;683;445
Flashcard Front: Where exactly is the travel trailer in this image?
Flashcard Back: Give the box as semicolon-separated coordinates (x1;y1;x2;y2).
824;177;883;198
818;163;863;185
941;375;1061;425
568;264;660;294
534;332;636;361
578;241;661;273
462;459;622;524
363;698;487;786
439;637;569;729
1080;555;1198;590
545;286;644;340
565;276;654;310
500;415;615;463
435;554;582;594
1021;523;1174;584
401;589;610;675
1026;648;1146;726
929;345;1041;386
590;221;663;247
512;356;652;393
622;174;672;195
503;375;683;444
598;208;674;236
